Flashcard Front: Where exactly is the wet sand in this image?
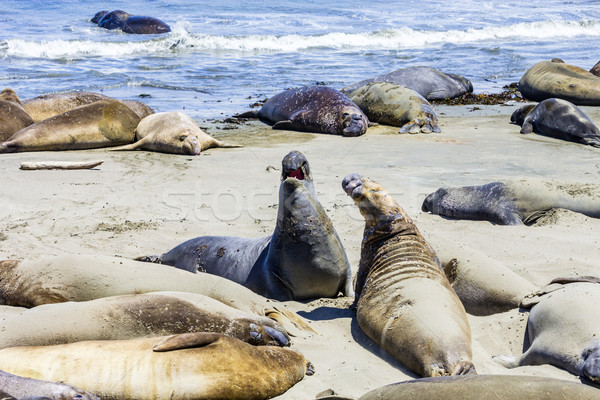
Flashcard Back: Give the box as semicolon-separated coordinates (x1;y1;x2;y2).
1;103;600;398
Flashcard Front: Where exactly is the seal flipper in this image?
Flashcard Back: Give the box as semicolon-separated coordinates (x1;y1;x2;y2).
109;137;147;151
153;332;222;352
520;122;534;134
272;110;309;131
234;110;261;119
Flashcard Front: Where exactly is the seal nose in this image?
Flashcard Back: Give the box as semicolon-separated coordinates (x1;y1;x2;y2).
342;173;363;197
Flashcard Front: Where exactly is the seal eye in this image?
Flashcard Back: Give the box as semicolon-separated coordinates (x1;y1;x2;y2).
342;112;350;118
179;135;187;142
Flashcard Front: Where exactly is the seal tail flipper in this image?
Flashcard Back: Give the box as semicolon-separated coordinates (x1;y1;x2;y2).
492;354;520;368
398;121;422;134
451;360;477;375
550;275;600;285
581;136;600;147
234;110;260;119
153;332;222;352
265;307;317;336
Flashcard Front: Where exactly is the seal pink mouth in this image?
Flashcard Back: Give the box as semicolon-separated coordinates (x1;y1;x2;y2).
287;167;304;180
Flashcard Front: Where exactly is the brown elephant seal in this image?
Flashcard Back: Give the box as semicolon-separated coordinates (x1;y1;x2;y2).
0;291;290;349
0;333;311;400
0;99;140;153
94;10;171;34
495;279;600;383
510;98;600;147
112;111;240;155
236;86;369;136
0;370;98;400
22;92;111;122
425;234;537;316
343;66;473;101
0;89;34;142
357;375;600;399
519;60;600;105
141;150;353;300
347;82;441;133
0;254;312;335
119;99;155;119
422;178;600;225
342;173;475;377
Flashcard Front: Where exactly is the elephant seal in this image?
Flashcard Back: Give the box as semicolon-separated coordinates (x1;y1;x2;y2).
357;375;600;399
0;99;140;153
22;92;111;122
112;112;240;155
510;98;600;147
343;66;473;100
143;150;353;300
495;279;600;383
0;370;98;400
590;60;600;77
94;10;171;34
519;60;600;105
0;89;34;142
119;99;155;119
236;86;368;136
0;333;311;400
347;82;441;133
0;291;290;349
422;179;600;225
0;255;312;335
342;173;475;377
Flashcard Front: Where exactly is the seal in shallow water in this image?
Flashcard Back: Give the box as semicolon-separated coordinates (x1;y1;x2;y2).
145;150;353;300
236;86;369;136
342;173;475;377
510;98;600;147
0;333;311;400
421;179;600;225
94;10;171;34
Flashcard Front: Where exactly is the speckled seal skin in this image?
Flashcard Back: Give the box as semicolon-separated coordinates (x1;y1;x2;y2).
342;173;475;377
236;86;369;136
146;150;354;301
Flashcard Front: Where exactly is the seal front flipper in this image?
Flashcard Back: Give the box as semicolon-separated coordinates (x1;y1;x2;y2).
520;122;534;134
234;110;261;119
153;332;222;352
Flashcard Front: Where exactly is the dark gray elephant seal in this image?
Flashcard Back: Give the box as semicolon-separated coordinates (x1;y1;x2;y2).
0;89;34;142
347;82;441;133
95;10;171;34
494;279;600;383
236;86;368;136
342;66;473;100
357;375;600;399
0;370;98;400
141;150;353;300
422;179;600;225
0;333;310;400
0;99;140;153
519;60;600;105
511;98;600;147
342;173;475;377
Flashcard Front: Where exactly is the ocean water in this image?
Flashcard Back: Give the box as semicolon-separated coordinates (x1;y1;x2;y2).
2;0;600;121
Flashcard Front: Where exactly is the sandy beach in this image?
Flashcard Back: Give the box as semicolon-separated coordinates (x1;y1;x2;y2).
1;102;600;398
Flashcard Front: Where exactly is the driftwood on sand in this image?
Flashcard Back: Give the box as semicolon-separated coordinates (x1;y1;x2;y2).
19;160;104;170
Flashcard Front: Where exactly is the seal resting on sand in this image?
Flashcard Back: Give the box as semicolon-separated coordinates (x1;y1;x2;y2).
141;150;353;300
494;278;600;383
342;173;475;377
510;98;600;147
0;370;98;400
347;82;441;133
0;88;34;142
422;179;600;225
0;333;311;400
519;60;600;105
342;66;473;100
0;292;290;349
356;375;600;399
235;86;369;136
112;111;240;155
0;99;140;153
93;10;171;34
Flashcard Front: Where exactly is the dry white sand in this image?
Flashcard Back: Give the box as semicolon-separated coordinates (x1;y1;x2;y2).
1;102;600;399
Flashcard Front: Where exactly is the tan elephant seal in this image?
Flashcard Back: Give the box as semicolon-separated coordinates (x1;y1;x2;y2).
357;375;600;399
0;255;312;335
519;60;600;105
422;179;600;225
347;82;441;133
22;92;111;122
0;370;98;400
0;88;34;142
495;278;600;383
0;333;312;400
0;99;140;153
0;291;290;349
342;173;475;377
113;111;240;155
